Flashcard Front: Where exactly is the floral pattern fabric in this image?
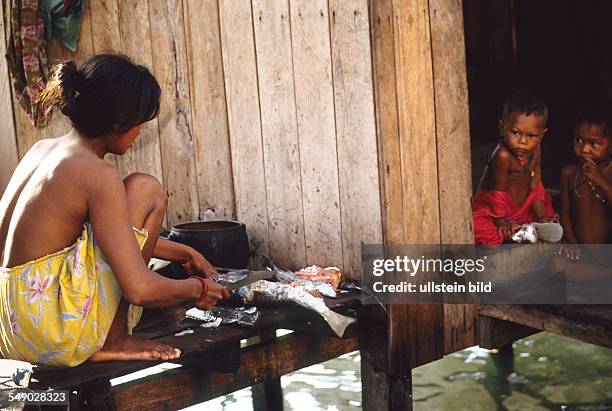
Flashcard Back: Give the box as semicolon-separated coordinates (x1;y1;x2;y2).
3;0;49;127
0;223;148;368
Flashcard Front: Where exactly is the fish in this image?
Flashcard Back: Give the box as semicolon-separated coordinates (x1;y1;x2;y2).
294;265;342;289
238;280;356;337
264;259;337;298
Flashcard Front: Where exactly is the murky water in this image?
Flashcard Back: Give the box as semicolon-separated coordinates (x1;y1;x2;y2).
180;331;612;410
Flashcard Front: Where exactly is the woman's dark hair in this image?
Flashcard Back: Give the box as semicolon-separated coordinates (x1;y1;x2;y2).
35;53;161;138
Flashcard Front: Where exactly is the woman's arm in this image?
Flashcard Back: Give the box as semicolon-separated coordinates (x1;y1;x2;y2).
153;238;216;277
86;165;225;307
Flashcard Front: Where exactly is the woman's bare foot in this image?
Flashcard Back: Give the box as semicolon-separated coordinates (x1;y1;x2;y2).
89;333;181;362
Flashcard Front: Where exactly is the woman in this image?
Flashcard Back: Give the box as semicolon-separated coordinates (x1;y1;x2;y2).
0;54;229;367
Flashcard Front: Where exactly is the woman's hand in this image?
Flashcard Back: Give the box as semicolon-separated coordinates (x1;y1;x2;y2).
182;248;217;278
194;279;230;310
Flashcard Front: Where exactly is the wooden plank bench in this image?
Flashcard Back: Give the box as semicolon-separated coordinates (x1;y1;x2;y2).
477;243;612;351
30;292;360;410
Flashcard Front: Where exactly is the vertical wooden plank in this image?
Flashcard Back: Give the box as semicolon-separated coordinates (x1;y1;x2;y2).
394;0;440;244
429;0;477;354
115;0;164;181
329;0;382;277
218;0;269;259
289;0;343;269
183;0;235;221
0;11;19;193
148;0;199;226
89;0;120;168
370;0;404;246
392;0;443;367
90;0;122;52
252;0;306;268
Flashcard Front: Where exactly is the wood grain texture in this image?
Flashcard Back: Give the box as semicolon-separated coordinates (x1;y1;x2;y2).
89;0;120;168
394;0;440;244
183;0;235;221
252;0;306;268
370;0;404;246
219;0;269;259
0;11;18;193
429;0;477;354
113;333;358;411
149;0;199;226
116;0;164;181
329;0;382;278
289;0;343;269
89;0;121;53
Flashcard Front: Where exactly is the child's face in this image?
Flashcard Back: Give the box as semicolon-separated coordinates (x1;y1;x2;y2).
574;122;611;164
498;112;547;160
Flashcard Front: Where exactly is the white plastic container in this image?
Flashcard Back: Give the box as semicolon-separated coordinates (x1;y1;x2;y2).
0;359;34;411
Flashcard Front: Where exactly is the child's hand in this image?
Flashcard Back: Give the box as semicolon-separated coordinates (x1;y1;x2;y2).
582;158;606;187
557;244;581;260
494;218;518;240
538;215;558;223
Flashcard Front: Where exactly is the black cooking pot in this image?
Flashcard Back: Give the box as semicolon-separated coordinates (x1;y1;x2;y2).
166;221;250;270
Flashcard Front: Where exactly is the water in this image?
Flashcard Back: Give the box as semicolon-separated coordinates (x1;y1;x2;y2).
180;332;612;410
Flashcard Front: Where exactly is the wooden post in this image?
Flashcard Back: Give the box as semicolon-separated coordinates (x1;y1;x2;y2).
365;0;474;409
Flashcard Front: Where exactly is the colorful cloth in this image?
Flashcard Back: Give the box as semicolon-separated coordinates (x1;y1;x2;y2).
3;0;48;127
0;223;148;368
473;183;555;245
40;0;85;52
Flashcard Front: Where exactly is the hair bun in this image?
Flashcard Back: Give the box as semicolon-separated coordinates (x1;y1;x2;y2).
59;61;83;97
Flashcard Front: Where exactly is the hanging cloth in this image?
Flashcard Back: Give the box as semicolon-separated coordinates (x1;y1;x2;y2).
3;0;49;127
39;0;84;53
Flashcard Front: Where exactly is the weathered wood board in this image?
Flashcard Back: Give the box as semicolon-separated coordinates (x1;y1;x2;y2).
289;0;343;269
218;0;270;260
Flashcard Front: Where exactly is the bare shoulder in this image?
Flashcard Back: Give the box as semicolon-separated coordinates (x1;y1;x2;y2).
561;163;578;181
492;144;512;166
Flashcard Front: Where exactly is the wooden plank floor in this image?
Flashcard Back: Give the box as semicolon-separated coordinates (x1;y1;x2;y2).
32;291;360;390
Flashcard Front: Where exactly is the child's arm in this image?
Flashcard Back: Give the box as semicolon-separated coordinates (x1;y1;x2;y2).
560;165;578;242
559;165;582;259
490;148;516;238
530;147;548;221
582;158;612;204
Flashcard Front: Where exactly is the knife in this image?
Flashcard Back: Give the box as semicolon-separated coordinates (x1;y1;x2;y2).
225;270;275;291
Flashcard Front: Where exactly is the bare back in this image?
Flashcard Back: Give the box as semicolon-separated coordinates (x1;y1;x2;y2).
0;136;109;268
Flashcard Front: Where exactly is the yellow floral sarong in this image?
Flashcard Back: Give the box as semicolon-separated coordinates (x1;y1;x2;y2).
0;223;147;368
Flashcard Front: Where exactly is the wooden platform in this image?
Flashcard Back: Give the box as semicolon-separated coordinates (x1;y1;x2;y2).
30;292;360;410
480;304;612;350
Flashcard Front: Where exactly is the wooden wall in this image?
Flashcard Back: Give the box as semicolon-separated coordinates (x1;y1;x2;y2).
0;0;382;277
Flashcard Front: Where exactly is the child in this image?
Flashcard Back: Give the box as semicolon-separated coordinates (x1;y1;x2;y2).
473;92;556;245
0;54;229;367
548;105;612;280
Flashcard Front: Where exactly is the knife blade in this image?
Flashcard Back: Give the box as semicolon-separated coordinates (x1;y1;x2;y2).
226;270;275;291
